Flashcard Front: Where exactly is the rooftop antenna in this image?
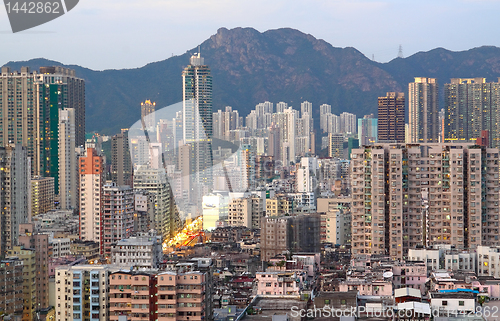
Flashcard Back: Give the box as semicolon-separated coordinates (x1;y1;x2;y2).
398;45;404;58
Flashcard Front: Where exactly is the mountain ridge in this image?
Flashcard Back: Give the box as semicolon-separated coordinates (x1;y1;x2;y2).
4;27;500;134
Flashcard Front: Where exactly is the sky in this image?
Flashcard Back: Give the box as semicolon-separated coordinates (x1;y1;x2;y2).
0;0;499;71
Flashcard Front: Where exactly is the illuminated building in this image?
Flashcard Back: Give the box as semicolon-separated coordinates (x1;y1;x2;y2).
31;176;55;216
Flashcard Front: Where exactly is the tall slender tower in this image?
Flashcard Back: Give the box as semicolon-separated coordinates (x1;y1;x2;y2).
409;77;439;143
141;100;156;132
111;129;132;186
0;144;30;256
377;92;405;143
79;147;104;254
182;52;213;203
59;108;77;210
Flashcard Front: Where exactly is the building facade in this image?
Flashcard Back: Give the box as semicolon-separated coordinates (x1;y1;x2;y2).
260;214;321;261
79;147;104;253
182;53;213;204
409;78;439;143
378;92;405;143
7;246;36;321
111;130;133;186
31;176;55;216
19;223;50;309
351;143;500;261
102;183;134;258
0;144;30;255
110;236;162;269
55;265;114;321
444;78;500;148
59;108;77;210
0;67;84;184
0;258;24;317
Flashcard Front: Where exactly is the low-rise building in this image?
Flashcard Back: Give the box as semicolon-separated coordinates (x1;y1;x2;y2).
477;245;500;278
50;236;71;258
255;271;304;296
110;235;162;269
408;248;442;271
429;292;475;315
338;279;392;296
444;250;476;272
70;240;100;261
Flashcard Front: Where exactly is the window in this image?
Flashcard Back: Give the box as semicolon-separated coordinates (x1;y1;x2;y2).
459;301;464;306
442;301;448;306
325;299;330;305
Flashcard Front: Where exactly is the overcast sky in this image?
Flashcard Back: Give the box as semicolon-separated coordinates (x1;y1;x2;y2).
0;0;498;70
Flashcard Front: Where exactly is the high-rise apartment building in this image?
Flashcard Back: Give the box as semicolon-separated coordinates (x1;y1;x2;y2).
228;197;252;228
111;130;133;186
320;104;332;133
409;78;439;143
358;114;378;146
133;167;180;240
182;53;213;202
0;67;85;190
141;100;156;132
213;106;240;140
378;92;405;143
317;198;352;245
18;223;50;310
31;176;55;216
444;78;500;148
108;259;213;321
7;246;36;321
301;100;312;116
328;133;344;158
55;265;115;321
240;144;255;191
272;107;297;165
0;258;24;317
102;183;134;258
0;67;36;161
340;112;357;134
260;214;321;261
351;143;500;261
79;148;105;253
59;108;77;210
296;157;319;193
0;144;30;256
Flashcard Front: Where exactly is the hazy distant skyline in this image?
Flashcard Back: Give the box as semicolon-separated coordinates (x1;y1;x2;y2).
1;0;499;70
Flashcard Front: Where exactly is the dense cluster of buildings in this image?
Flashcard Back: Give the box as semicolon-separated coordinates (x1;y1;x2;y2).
3;50;500;321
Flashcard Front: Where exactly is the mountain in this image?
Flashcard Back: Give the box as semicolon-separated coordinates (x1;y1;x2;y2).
4;27;500;134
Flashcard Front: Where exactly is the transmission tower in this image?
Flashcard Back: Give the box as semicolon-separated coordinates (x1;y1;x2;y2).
398;45;404;58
